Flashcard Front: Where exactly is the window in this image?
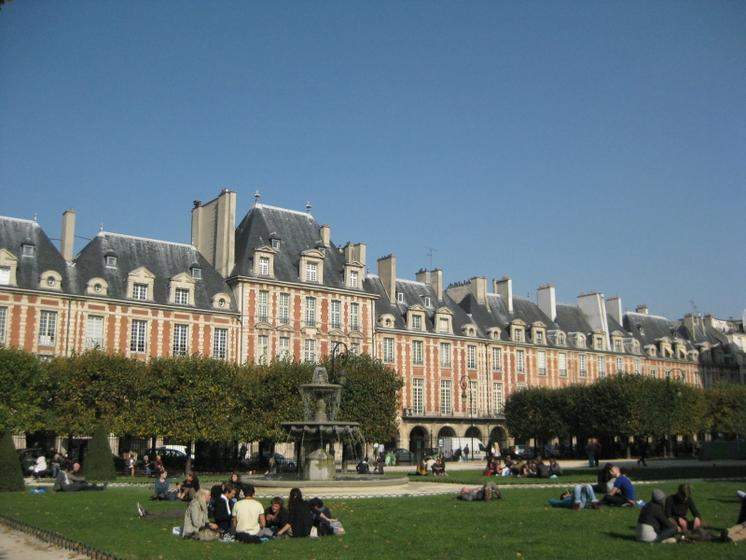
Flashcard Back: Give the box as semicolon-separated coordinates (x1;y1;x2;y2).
383;337;395;363
105;255;117;268
0;307;7;344
423;296;431;307
173;324;189;356
0;266;9;285
190;266;202;280
175;287;189;305
512;327;524;342
516;349;525;373
557;332;566;345
130;319;147;353
132;283;148;301
330;300;341;329
38;310;57;346
649;368;657;378
84;315;104;350
440;380;452;415
303;339;316;362
412;314;423;331
278;336;291;359
597;356;606;378
46;276;56;287
438;317;449;333
535;331;544;344
350;303;360;330
634;359;641;375
213;328;228;360
257;291;269;322
493;382;504;414
559;353;567;377
537;351;547;375
305;261;318;282
350;342;360;355
348;270;358;288
271;238;281;250
256;335;269;364
593;336;604;350
468;380;477;415
613;339;623;353
278;293;290;325
440;342;452;367
305;297;316;327
412;378;424;415
258;256;270;276
397;292;405;304
579;354;587;377
467;345;477;369
492;347;502;371
22;244;35;257
412;340;424;365
616;357;624;373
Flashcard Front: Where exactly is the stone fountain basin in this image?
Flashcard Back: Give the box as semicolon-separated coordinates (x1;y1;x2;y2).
246;473;409;489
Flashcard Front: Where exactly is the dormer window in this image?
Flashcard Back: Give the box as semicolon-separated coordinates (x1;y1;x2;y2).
306;261;318;282
191;266;202;280
0;266;9;285
175;288;189;305
438;317;449;333
105;255;118;268
423;296;431;307
271;238;281;250
593;335;605;351
46;276;56;287
348;270;358;288
397;292;405;304
557;332;566;345
218;297;226;307
511;326;525;342
412;314;423;330
258;256;270;276
534;330;544;344
86;277;109;296
22;243;35;257
613;338;623;353
94;283;103;293
132;283;148;301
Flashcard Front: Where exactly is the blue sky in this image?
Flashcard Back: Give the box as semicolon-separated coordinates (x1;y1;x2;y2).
1;1;744;320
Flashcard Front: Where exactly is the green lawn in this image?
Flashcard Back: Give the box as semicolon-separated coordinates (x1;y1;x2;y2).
1;480;744;559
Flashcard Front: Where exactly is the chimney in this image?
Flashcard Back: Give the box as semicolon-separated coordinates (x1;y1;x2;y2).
191;189;236;278
60;209;76;262
605;296;623;325
635;304;649;315
470;277;487;305
320;224;331;247
377;255;397;303
344;242;366;267
537;283;556;321
494;277;513;314
578;292;610;345
415;268;444;302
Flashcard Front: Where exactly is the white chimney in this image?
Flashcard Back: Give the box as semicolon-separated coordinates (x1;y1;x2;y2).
60;209;76;262
494;277;513;314
320;224;331;247
605;296;623;325
377;255;397;303
578;292;610;346
470;277;487;305
537;284;557;321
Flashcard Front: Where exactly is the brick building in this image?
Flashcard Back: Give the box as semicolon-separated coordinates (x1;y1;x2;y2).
1;190;744;453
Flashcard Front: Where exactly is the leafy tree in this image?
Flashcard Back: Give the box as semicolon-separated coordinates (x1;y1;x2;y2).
705;385;746;437
0;431;24;491
83;423;117;481
0;347;51;433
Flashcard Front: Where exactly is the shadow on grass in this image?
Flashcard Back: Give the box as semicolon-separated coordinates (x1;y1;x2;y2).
603;531;638;542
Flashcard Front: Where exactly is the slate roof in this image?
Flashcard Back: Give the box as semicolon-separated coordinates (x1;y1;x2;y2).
555;303;594;335
623;312;685;346
0;216;70;292
74;232;237;311
233;204;351;289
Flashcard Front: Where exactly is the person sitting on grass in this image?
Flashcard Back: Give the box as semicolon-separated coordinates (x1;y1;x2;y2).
602;465;636;507
265;496;291;537
288;487;314;538
142;454;152;477
665;484;703;533
432;456;447;476
53;462;106;492
356;456;370;474
214;482;236;534
152;470;178;500
457;482;501;501
177;471;200;501
233;483;273;543
635;489;680;543
592;462;614;494
548;484;603;510
182;489;219;541
483;455;499;476
415;461;428;476
535;458;549;478
548;458;562;477
309;497;335;536
229;471;248;501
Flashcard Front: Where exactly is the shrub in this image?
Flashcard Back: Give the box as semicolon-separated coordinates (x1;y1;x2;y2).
0;431;24;491
83;424;116;481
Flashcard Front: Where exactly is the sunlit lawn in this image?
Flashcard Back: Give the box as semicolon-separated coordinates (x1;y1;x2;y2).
1;479;744;559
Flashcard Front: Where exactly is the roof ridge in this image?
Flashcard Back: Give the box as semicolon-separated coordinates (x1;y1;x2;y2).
0;215;38;225
98;231;195;249
397;278;426;286
256;203;313;218
627;311;671;321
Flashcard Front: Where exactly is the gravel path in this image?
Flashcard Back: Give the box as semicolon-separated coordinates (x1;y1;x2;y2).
0;526;85;560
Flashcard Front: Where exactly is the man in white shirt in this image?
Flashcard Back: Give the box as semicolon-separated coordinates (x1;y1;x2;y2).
233;484;273;542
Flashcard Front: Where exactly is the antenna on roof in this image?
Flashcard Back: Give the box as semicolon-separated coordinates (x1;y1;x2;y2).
99;223;104;232
32;213;38;222
305;201;312;213
254;190;261;206
425;247;437;269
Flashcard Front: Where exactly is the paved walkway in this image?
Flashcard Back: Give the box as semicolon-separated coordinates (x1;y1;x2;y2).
0;526;85;560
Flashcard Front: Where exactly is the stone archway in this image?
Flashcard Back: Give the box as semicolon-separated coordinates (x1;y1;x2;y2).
489;426;508;456
408;426;428;463
437;426;456;442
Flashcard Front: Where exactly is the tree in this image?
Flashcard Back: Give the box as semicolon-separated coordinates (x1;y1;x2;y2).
83;423;117;481
705;385;746;438
0;431;24;491
0;347;51;434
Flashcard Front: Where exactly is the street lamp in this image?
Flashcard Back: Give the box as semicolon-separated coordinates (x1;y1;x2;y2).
330;341;348;386
460;374;474;461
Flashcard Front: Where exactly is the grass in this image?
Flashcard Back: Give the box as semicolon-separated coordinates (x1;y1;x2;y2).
1;480;744;559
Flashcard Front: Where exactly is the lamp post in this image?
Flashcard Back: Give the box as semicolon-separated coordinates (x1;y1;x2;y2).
330;341;348;386
460;374;474;461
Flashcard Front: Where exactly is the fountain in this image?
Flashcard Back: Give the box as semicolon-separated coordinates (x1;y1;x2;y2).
248;365;408;490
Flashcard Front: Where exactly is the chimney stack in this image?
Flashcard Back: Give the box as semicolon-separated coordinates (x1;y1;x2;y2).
191;189;236;278
60;209;76;262
377;255;397;303
470;276;487;305
494;277;513;314
635;304;649;315
605;296;623;325
537;283;557;321
578;292;610;346
320;224;331;247
415;268;444;302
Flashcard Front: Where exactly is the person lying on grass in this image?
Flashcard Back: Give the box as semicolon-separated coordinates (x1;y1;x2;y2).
54;462;106;492
457;482;501;501
548;484;602;510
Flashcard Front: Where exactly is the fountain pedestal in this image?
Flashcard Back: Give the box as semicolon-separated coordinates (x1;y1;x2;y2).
304;448;335;480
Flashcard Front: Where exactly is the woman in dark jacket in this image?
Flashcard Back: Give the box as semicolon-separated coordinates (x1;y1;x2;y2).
665;484;703;532
287;487;314;538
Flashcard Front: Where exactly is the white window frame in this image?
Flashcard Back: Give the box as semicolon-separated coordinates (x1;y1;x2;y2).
38;310;57;346
412;340;424;365
512;327;525;342
278;293;290;325
616;357;624;373
348;270;358;288
559;352;567;377
213;327;228;360
438;317;449;333
305;261;318;282
467;345;477;369
191;266;202;280
0;306;7;343
598;355;606;378
350;302;360;331
258;256;270;276
0;266;9;285
634;359;641;375
397;292;404;304
130;319;147;353
303;339;316;362
440;342;452;367
305;297;316;327
132;283;148;301
516;349;525;373
84;315;104;350
175;287;190;306
440;380;452;415
491;347;502;371
383;337;395;363
256;334;269;364
537;350;547;376
493;382;504;414
412;314;423;331
172;324;189;356
412;378;424;415
278;336;291;360
579;354;587;377
468;380;477;415
257;290;269;322
330;300;341;329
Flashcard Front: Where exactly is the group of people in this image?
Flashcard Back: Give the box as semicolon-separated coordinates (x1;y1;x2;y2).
53;462;107;492
484;455;562;478
415;455;447;476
